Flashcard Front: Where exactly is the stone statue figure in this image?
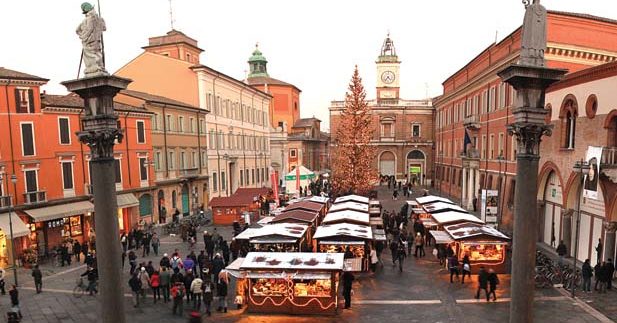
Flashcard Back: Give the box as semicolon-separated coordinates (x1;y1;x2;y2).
76;2;108;77
520;0;546;67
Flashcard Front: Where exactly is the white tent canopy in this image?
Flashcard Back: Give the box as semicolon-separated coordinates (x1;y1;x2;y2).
323;210;370;225
416;195;454;205
444;222;510;241
422;202;466;214
284;165;316;195
328;202;369;213
314;223;373;240
334;195;369;205
431;211;484;225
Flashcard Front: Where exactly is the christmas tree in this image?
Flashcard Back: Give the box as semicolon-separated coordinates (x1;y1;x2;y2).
331;66;377;195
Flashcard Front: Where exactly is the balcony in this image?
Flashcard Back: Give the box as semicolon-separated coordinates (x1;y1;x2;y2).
180;168;200;178
460;148;480;160
0;195;11;208
23;191;47;204
463;115;481;130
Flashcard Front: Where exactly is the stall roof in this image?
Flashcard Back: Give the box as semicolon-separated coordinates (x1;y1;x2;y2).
240;252;345;271
416;195;455;205
248;223;309;239
422;202;466;214
334;195;369;205
225;257;245;278
308;196;330;204
372;228;387;241
234;228;261;240
444;222;511;241
270;210;319;224
314;223;373;240
369;200;381;206
406;200;421;207
257;216;275;225
431;211;484;225
283;201;324;213
328;202;369;213
429;230;455;244
323;210;369;225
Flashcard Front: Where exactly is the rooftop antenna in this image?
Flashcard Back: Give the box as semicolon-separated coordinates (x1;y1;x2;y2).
169;0;175;30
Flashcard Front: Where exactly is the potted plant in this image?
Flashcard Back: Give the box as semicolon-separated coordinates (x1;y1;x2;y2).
21;247;38;268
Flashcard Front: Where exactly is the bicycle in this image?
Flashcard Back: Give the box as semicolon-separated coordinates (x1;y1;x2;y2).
73;278;87;298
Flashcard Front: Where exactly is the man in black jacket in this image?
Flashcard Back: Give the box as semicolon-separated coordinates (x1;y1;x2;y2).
342;271;355;309
475;266;489;301
81;266;98;295
606;259;615;290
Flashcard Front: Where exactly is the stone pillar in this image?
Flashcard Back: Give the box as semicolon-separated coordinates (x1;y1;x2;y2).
462;167;468;208
62;76;131;323
604;222;617;263
498;2;566;320
562;210;573;254
474;169;480;210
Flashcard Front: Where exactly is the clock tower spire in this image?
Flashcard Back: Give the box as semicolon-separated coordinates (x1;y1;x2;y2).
376;33;401;101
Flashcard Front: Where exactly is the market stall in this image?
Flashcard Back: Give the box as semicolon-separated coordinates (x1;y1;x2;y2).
322;210;369;226
247;223;310;252
285;166;316;196
415;195;455;205
444;222;510;273
431;211;484;228
283;201;326;218
240;252;345;315
314;223;373;272
328;201;369;214
270;210;320;240
369;200;382;217
422;201;466;214
334;195;369;205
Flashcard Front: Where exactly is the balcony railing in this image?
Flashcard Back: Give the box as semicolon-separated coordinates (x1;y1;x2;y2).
0;195;11;208
463;115;481;130
180;168;200;177
602;147;617;166
23;191;46;204
460;148;480;159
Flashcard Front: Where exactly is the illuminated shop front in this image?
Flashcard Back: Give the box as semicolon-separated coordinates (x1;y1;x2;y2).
443;222;510;273
314;223;373;272
0;213;31;267
246;223;310;253
238;252;345;315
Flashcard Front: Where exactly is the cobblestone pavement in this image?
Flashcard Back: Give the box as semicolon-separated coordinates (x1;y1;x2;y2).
0;185;613;322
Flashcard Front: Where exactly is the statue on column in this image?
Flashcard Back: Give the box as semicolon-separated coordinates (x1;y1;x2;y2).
76;2;108;77
520;0;546;67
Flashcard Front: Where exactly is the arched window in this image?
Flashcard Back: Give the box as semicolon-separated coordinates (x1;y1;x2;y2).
559;97;578;149
605;110;617;148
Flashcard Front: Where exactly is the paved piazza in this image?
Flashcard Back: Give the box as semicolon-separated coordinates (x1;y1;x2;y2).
0;187;613;323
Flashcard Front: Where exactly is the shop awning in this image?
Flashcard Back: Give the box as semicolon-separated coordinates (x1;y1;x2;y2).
225;258;245;278
250;238;297;244
117;193;139;208
293;272;331;280
0;213;30;238
429;230;454;244
24;200;94;222
246;272;285;279
318;241;365;245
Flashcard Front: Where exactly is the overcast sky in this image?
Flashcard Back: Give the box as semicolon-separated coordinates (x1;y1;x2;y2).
2;0;617;130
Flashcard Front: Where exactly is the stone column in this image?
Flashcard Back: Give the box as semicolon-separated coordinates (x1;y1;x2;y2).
562;210;573;253
62;76;131;323
462;167;468;208
604;222;617;263
498;2;566;320
474;168;480;210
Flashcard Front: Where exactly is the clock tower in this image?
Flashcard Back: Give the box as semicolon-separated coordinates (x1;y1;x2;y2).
376;34;401;101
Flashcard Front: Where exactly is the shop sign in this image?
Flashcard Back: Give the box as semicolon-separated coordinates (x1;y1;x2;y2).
409;166;421;174
48;218;66;228
481;189;499;227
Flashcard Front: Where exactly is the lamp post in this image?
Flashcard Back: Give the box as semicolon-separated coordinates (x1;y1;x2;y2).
497;1;567;322
62;75;131;323
572;159;590;298
0;174;18;286
223;153;230;195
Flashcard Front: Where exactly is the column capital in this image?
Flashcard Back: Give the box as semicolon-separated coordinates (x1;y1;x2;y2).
604;221;617;233
78;127;123;161
508;122;553;157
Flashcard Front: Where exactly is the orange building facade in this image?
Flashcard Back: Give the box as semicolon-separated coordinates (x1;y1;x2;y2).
434;11;617;234
0;67;154;266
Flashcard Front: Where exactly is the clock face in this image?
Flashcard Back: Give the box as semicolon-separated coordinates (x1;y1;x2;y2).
381;71;395;84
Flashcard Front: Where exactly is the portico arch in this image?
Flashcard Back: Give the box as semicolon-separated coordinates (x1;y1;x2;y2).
379;151;396;177
406;149;426;185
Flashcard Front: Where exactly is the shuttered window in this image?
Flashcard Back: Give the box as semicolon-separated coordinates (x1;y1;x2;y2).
59;117;70;144
139;158;148;181
136;121;145;143
21;123;35;156
15;88;34;114
114;159;122;184
62;162;74;190
25;170;37;192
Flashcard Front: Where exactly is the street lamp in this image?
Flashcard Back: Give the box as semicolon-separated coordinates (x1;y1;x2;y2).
572;159;590;298
0;174;18;286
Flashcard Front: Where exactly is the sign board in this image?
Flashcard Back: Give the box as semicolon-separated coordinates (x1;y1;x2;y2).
409;166;422;174
583;146;602;200
481;189;499;227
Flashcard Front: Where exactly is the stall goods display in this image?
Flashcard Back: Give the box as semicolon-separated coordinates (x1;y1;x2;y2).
294;279;332;297
461;243;503;261
251;279;287;296
319;244;365;258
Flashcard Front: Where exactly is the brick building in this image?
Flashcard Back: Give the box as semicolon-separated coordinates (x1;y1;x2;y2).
287;117;329;173
330;35;433;185
0;67;154;265
433;11;617;234
539;60;617;266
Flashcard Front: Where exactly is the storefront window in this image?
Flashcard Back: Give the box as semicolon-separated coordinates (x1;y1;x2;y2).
294;279;331;297
69;216;82;236
460;243;504;262
117;208;124;231
251;278;287;296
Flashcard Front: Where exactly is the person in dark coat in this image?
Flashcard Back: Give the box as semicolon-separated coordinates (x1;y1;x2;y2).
487;268;499;301
448;255;459;283
582;259;593;293
160;253;171;269
605;259;615;290
475;266;489;300
31;265;43;293
81;266;98;295
342;271;355;309
221;241;230;266
594;262;603;291
8;285;22;319
556;240;567;264
128;250;138;275
216;275;228;313
344;246;354;259
73;241;82;263
598;262;609;293
129;273;142;308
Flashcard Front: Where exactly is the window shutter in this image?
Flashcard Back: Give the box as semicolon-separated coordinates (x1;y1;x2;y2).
59;118;70;144
62;163;74;189
21;123;35;156
28;89;35;113
25;170;37;192
14;88;24;113
114;160;122;183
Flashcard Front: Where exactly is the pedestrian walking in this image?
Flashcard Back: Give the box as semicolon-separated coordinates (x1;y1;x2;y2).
138;267;150;301
461;255;471;284
487;268;499;301
202;275;215;316
73;240;82;263
120;233;128;253
81;266;98;295
369;247;378;273
475;266;489;301
30;264;43;293
212;253;225;282
171;282;185;315
221;240;230;266
190;275;203;310
598;262;609;293
160;267;171;303
160;253;171;269
392;189;398;200
556;240;567;265
151;233;160;256
184;256;195;276
407;231;413;256
150;270;161;303
129;273;142;308
128;250;137;274
216;274;228;313
397;243;406;272
390;240;399;266
342;271;354;309
8;285;22;319
184;271;195;304
605;259;614;290
448;255;460;283
582;259;593;293
594;261;602;291
414;232;424;257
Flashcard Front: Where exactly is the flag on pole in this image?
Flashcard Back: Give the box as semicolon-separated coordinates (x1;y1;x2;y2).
464;130;472;153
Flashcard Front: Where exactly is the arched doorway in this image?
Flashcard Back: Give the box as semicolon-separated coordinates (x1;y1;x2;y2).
157;190;165;223
379;151;396;178
139;194;153;218
406;150;426;185
181;184;190;216
541;171;563;248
